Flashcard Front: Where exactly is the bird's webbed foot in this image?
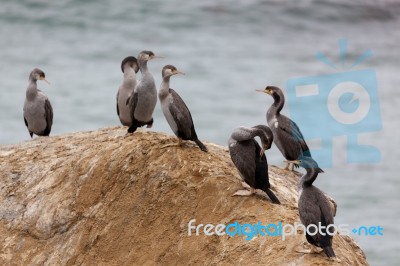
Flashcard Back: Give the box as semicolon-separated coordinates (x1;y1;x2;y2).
161;138;183;149
146;118;154;128
232;189;254;196
295;242;323;254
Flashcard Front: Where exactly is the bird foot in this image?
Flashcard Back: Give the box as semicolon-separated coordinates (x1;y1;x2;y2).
160;143;180;149
161;139;183;149
232;189;254;197
295;243;323;254
124;132;133;138
329;257;341;262
241;181;251;189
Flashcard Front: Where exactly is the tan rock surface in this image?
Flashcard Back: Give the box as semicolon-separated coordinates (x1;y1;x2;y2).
0;127;368;265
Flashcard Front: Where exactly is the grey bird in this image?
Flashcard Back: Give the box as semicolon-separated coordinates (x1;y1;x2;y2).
116;56;139;126
228;125;280;204
23;68;53;138
257;86;311;170
290;156;336;259
158;65;208;152
127;51;160;133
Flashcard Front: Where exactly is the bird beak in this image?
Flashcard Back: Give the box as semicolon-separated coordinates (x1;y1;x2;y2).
41;78;50;85
255;89;270;94
150;55;164;60
174;71;185;75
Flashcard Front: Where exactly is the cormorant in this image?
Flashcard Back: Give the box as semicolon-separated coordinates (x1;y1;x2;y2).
117;56;139;126
257;86;311;170
158;65;208;152
291;156;336;259
228;125;280;204
23;68;53;138
127;51;159;133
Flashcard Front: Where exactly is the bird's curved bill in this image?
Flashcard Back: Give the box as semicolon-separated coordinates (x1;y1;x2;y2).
255;89;266;93
175;71;185;75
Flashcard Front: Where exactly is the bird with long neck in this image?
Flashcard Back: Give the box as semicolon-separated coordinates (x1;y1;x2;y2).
289;157;337;260
159;65;207;152
228;125;280;203
127;50;160;133
117;56;139;126
257;86;311;170
23;68;53;138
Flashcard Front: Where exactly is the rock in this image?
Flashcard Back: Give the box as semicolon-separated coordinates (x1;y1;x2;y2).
0;127;368;265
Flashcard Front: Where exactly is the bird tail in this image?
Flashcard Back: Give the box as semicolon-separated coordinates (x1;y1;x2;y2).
195;139;208;152
265;188;281;204
323;246;336;258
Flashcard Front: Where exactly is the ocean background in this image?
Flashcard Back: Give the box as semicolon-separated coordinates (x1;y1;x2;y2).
1;0;399;264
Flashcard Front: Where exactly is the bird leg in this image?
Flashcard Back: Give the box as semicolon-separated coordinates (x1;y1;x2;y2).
161;138;183;149
283;161;291;170
283;160;296;171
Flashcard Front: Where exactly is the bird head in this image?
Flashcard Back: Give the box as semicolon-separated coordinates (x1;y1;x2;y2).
30;68;50;84
138;50;162;61
121;56;139;73
255;86;280;96
162;65;185;78
290;156;324;173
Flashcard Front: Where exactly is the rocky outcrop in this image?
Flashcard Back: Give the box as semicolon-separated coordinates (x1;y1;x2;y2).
0;127;368;265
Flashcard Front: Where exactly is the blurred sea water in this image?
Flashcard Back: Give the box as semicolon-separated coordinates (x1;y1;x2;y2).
1;0;399;264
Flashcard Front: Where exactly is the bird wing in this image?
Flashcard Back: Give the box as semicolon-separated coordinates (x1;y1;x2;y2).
168;89;194;139
43;98;53;136
279;115;311;157
319;196;334;226
254;139;270;190
24;116;28;127
116;90;120;116
229;140;256;188
129;91;139;120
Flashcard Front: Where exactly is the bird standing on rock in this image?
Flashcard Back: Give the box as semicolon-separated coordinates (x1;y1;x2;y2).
23;68;53;138
127;51;160;133
228;125;280;204
289;156;337;260
117;56;139;126
158;65;208;152
257;86;311;170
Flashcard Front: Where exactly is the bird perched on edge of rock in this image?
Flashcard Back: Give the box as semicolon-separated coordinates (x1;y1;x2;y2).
127;50;160;133
290;156;337;260
228;125;280;204
158;65;208;152
23;68;53;138
256;86;311;170
117;56;139;127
